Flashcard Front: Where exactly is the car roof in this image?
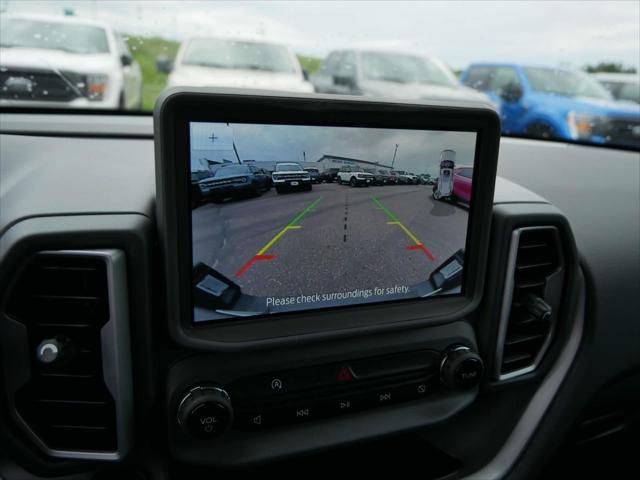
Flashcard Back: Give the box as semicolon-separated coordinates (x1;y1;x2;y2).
183;36;289;49
327;47;436;60
465;62;581;74
2;13;112;30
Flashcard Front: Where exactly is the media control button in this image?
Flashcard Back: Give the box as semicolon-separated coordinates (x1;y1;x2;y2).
362;387;401;408
234;409;284;431
394;378;435;402
322;393;367;415
232;367;325;398
270;377;284;391
275;402;326;424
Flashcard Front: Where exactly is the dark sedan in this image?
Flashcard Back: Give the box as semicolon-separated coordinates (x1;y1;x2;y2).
193;164;271;204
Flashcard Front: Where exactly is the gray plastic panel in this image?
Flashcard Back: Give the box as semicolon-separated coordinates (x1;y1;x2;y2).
166;321;479;466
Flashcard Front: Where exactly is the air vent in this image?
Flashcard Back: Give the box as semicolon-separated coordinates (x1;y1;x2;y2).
496;227;564;380
2;250;132;459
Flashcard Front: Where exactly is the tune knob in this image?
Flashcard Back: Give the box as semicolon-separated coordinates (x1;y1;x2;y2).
440;345;484;389
177;384;233;439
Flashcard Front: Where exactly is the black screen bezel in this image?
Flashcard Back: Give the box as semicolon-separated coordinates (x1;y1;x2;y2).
155;88;500;350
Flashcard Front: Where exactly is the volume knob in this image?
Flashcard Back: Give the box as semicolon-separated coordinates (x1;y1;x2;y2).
177;384;232;439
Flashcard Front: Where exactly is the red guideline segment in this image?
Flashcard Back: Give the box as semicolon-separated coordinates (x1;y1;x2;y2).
406;244;435;261
235;254;275;278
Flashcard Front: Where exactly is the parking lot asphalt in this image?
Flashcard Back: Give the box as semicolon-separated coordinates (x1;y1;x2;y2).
191;182;468;298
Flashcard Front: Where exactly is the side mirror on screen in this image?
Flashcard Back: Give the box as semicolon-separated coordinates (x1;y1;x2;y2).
193;263;241;310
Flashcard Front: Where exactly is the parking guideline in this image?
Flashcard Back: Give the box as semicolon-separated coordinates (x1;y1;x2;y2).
236;197;323;277
371;196;435;262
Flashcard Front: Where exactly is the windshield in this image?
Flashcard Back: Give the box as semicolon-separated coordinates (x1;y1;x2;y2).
617;82;640;103
182;38;295;73
362;52;456;86
524;67;612;100
276;163;302;171
213;165;249;177
0;18;109;54
603;81;640;103
0;1;638;150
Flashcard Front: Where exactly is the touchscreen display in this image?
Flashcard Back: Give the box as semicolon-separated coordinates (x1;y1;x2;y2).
189;122;477;323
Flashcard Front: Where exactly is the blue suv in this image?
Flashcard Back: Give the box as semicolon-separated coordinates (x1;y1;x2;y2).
460;63;640;148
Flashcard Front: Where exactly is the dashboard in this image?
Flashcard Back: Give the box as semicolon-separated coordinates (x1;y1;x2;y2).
0;103;639;479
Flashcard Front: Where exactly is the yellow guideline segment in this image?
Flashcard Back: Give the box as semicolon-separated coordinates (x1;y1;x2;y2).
257;225;301;255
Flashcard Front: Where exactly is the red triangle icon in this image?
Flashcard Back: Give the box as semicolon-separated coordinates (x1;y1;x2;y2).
337;366;353;382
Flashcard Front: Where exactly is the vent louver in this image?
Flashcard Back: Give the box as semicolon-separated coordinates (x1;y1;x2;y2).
497;227;564;380
2;250;132;458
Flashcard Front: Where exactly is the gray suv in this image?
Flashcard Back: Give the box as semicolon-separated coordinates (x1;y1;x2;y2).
310;49;493;106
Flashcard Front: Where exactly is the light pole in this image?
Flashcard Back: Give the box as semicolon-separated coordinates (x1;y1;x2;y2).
391;143;399;168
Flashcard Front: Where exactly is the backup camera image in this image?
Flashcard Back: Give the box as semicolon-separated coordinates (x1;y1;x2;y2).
189;121;476;323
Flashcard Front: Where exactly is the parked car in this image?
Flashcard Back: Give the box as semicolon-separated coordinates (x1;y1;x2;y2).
594;72;640;104
320;167;340;183
304;167;322;184
191;170;214;183
379;169;398;185
364;168;386;185
461;63;640;148
387;170;402;184
190;170;214;207
432;166;473;203
161;37;314;93
390;170;408;184
272;162;312;193
390;170;418;184
337;165;374;186
310;49;494;106
406;172;419;184
418;173;435;185
195;164;270;203
0;14;142;109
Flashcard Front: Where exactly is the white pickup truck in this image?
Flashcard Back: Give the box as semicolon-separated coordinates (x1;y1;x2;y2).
272;162;312;193
337;165;374;187
0;14;142;110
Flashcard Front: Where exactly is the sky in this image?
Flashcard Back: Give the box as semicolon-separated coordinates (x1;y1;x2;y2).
190;122;477;176
1;0;639;71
